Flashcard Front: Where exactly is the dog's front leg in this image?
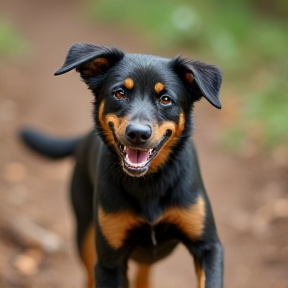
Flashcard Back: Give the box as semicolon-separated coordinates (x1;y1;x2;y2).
94;258;129;288
94;207;137;288
94;228;130;288
188;241;224;288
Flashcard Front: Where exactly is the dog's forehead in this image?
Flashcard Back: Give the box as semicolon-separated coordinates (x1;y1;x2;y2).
114;53;175;85
125;53;169;66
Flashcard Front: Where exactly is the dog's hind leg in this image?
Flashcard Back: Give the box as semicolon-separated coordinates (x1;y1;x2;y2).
134;263;151;288
71;163;96;288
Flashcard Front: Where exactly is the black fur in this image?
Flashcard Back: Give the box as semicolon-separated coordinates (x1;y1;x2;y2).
20;128;82;159
20;43;224;288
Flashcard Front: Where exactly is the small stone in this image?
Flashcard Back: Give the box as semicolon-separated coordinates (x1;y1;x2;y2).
14;249;43;276
10;217;65;254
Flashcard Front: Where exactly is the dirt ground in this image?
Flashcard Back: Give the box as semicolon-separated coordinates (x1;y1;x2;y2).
0;1;288;287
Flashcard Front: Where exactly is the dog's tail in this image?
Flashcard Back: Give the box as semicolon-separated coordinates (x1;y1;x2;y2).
19;128;83;159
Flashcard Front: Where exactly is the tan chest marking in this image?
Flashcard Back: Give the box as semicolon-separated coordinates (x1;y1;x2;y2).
157;195;206;240
98;207;144;249
98;195;205;250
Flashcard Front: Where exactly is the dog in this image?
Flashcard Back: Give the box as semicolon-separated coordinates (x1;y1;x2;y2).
20;43;224;288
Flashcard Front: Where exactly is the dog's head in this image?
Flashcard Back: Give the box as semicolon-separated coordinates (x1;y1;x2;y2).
55;43;222;177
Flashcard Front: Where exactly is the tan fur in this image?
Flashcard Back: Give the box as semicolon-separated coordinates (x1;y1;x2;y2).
99;101;130;147
158;195;206;240
98;101;115;147
81;58;109;77
89;196;204;287
105;114;128;140
124;78;134;90
99;101;131;147
154;82;165;94
98;195;205;250
80;224;97;288
98;99;185;174
194;259;206;288
149;112;185;173
98;207;144;249
134;263;151;288
184;72;194;84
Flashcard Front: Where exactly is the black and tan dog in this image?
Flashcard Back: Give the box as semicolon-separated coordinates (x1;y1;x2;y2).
21;43;224;288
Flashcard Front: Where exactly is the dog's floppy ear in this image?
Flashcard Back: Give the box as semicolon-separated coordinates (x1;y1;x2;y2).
172;57;222;109
54;43;124;79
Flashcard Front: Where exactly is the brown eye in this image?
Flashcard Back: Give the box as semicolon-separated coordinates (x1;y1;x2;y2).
114;89;125;99
159;95;172;105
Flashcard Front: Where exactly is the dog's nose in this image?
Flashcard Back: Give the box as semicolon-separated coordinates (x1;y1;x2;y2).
126;123;152;145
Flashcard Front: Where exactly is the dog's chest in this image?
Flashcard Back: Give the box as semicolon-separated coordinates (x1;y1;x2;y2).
98;195;205;250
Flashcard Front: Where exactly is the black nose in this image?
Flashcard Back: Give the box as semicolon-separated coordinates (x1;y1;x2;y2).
125;123;152;145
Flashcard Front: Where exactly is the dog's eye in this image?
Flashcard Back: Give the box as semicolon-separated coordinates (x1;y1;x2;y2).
114;89;125;99
159;95;172;106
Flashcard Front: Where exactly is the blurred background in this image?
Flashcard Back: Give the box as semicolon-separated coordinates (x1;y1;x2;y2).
0;0;287;287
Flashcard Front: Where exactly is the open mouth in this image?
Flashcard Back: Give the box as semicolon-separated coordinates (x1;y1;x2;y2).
116;144;158;176
120;145;156;167
110;126;172;177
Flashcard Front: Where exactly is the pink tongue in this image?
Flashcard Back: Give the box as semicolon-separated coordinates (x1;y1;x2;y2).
126;147;149;164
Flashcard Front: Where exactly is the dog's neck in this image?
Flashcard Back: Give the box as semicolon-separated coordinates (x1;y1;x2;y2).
115;138;201;222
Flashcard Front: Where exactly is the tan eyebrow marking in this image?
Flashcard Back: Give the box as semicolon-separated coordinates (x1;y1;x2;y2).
124;78;134;90
154;82;165;94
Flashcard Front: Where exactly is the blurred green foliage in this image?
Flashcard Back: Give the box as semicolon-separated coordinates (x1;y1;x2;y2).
89;0;288;152
0;19;28;57
244;76;288;148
